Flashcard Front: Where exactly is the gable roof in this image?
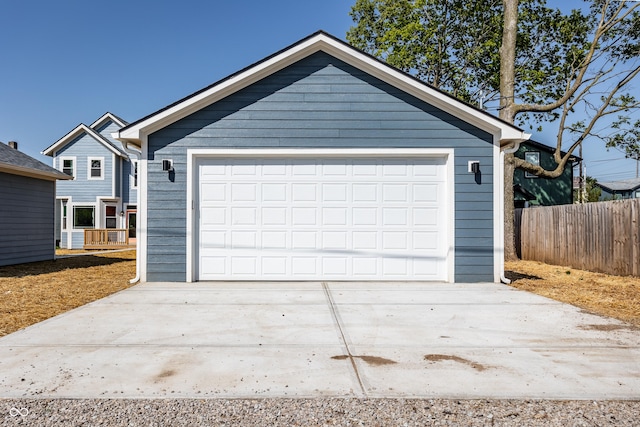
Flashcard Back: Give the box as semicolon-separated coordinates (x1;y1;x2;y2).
597;177;640;192
42;112;128;157
0;142;71;181
90;112;129;130
115;31;529;147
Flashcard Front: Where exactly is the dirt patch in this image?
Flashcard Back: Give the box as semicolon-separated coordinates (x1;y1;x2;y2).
155;369;177;380
579;324;638;332
0;250;136;337
424;354;488;371
505;260;640;327
358;355;397;366
331;355;397;366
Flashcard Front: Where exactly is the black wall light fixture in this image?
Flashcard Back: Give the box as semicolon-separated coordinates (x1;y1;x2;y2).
468;161;480;174
162;159;176;182
468;160;481;184
162;159;174;172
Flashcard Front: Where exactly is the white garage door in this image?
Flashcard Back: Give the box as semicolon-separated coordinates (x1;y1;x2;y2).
196;156;450;281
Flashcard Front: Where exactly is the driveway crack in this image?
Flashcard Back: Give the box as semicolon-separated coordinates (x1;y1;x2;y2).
321;282;367;397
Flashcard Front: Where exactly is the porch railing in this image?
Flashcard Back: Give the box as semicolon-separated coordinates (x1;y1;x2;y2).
84;229;131;250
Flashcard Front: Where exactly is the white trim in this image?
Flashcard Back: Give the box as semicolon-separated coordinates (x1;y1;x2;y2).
493;138;502;283
524;151;540;179
43;124;125;158
59;156;77;179
139;136;149;282
90;112;128;130
186;147;454;158
72;204;97;230
186;153;195;283
57;196;73;249
116;33;529;146
130;159;139;189
119;157;123;202
87;156;105;180
445;151;455;282
101;201;119;229
186;148;455;283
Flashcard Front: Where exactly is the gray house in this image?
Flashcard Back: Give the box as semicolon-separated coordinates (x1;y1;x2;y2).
115;31;529;283
0;141;71;266
598;177;640;200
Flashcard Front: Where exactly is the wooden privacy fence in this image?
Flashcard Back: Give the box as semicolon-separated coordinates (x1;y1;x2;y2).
84;229;131;250
517;199;640;276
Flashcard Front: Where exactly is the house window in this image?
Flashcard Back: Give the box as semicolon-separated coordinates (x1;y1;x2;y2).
88;157;104;180
62;201;67;230
131;160;138;189
60;157;76;178
73;206;95;229
524;152;540;178
105;206;117;229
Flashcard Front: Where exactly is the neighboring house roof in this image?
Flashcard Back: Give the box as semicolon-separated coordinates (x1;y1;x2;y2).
90;112;129;129
115;30;529;147
513;184;537;201
0;141;72;181
42;112;128;158
521;139;582;162
597;177;640;192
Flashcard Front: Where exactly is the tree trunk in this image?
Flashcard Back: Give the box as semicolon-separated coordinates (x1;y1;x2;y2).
500;0;519;261
503;151;518;261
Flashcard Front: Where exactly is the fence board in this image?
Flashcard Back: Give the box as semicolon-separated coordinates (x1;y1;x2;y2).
517;199;640;276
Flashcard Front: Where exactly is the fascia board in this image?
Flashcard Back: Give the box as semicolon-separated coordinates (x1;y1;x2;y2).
117;38;321;141
44;124;126;158
90;112;128;129
315;37;530;145
117;33;529;145
0;163;72;181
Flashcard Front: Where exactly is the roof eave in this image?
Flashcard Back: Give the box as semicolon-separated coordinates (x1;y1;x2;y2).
43;124;127;158
90;112;129;129
0;163;73;181
116;31;528;146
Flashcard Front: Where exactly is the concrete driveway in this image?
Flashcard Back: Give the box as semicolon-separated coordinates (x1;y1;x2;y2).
0;282;639;399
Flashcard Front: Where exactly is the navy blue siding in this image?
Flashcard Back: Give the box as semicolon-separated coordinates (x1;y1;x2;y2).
147;52;495;282
0;172;56;266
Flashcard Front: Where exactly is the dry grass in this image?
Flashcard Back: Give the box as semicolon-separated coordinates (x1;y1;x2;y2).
1;252;638;338
0;250;136;337
506;260;640;327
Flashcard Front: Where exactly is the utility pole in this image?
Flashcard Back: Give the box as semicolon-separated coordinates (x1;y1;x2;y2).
582;163;587;203
579;143;584;203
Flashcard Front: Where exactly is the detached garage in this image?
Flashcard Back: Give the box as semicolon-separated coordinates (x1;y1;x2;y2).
115;31;529;283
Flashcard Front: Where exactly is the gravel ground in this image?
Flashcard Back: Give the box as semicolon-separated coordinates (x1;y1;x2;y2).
2;399;639;426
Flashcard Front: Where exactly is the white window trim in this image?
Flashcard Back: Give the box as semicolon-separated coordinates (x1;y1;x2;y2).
72;204;96;230
88;156;105;180
131;159;139;189
524;151;540;179
59;156;76;179
61;199;68;231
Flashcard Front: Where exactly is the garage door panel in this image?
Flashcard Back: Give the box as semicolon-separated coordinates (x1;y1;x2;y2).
197;157;449;281
262;231;287;249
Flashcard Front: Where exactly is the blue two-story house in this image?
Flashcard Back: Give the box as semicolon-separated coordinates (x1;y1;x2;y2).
43;113;138;249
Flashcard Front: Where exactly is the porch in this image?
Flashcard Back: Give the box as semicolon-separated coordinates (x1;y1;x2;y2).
84;229;135;250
